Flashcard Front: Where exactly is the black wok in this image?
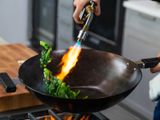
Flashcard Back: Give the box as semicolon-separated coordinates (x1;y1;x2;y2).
18;48;160;113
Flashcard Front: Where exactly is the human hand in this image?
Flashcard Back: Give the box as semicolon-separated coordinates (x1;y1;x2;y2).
150;53;160;73
73;0;101;24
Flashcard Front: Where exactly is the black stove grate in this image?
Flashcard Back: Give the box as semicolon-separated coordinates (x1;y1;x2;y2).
0;109;109;120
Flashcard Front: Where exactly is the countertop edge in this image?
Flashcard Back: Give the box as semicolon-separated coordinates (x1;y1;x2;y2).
123;1;160;19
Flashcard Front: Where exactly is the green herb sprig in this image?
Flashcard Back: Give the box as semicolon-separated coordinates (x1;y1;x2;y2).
40;41;52;68
40;41;80;99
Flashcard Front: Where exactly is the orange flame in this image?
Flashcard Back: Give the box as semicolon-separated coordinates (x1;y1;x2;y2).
56;42;81;80
63;114;73;120
43;114;90;120
80;115;90;120
44;115;56;120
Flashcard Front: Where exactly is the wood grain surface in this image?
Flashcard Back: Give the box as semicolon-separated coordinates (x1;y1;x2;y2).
0;44;42;112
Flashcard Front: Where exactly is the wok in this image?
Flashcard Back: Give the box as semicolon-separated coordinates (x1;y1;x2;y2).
18;48;160;113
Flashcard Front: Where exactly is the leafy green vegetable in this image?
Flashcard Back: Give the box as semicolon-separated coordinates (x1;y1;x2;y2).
40;41;81;99
43;68;80;98
40;41;52;68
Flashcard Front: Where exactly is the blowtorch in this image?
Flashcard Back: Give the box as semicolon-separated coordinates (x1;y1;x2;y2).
76;0;96;44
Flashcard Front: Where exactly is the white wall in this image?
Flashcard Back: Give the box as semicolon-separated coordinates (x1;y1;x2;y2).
0;0;31;45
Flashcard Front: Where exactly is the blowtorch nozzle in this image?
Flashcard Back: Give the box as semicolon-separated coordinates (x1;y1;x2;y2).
75;41;81;46
77;30;87;42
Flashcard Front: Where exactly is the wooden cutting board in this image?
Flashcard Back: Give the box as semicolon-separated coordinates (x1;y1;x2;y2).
0;44;42;112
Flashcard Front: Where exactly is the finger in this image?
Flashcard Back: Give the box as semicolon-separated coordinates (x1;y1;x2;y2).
150;53;160;73
95;4;101;16
93;0;101;16
73;4;85;24
73;0;78;7
150;64;160;73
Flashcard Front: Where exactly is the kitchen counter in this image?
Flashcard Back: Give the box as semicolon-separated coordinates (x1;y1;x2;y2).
123;0;160;19
0;44;42;112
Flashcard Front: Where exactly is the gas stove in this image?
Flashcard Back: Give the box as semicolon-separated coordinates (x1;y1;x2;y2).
0;106;109;120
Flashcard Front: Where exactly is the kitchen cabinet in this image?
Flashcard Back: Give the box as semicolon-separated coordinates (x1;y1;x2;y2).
123;1;160;119
57;0;74;49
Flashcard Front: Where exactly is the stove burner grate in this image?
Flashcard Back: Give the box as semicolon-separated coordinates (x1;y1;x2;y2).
0;109;109;120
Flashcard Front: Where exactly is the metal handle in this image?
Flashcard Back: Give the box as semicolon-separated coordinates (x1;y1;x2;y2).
136;57;160;69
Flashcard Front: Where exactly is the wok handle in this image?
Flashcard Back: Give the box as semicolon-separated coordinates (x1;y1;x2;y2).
136;57;160;69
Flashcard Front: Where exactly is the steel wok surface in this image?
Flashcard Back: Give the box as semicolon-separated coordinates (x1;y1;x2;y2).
19;48;142;113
